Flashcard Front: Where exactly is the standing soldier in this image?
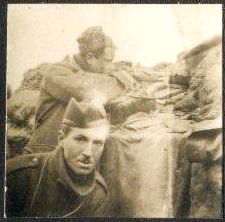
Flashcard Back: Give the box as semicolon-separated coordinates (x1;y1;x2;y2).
6;98;110;217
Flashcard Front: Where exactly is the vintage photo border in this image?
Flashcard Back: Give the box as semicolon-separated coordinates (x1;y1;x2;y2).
0;0;224;221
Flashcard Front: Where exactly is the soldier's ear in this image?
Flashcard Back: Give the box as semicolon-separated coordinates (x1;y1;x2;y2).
86;52;95;65
58;130;65;141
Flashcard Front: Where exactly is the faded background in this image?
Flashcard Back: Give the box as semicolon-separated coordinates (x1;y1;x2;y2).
7;4;221;91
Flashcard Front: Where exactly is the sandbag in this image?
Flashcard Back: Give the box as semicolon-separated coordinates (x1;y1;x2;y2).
100;113;192;217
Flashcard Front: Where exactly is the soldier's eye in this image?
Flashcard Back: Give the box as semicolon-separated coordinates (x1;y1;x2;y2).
74;135;87;142
93;140;104;146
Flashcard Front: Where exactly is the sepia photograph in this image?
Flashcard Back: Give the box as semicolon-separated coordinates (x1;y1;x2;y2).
5;4;222;218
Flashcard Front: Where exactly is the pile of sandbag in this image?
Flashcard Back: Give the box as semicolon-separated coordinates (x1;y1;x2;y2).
174;36;222;121
101;35;222;217
151;36;222;218
142;35;222;123
101;112;192;217
7;63;52;157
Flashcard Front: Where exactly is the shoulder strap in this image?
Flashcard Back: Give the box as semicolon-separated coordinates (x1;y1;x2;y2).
95;171;108;195
7;154;43;175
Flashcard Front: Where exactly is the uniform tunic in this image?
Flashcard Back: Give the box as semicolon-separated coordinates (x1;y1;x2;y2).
25;55;132;153
6;147;108;217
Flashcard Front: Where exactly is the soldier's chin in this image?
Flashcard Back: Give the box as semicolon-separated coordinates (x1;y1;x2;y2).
75;167;93;176
72;164;94;176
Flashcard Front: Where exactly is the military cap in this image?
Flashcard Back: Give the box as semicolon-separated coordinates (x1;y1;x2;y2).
62;97;108;129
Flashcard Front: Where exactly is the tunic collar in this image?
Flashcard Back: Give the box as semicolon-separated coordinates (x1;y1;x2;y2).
74;54;89;72
48;147;96;197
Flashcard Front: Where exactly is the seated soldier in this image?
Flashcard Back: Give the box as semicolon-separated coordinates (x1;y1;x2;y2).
6;98;109;217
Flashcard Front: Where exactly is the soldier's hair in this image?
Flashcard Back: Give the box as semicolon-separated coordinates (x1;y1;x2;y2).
77;26;114;59
61;124;72;136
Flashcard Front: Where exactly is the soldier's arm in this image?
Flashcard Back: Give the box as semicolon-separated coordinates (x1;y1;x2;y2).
42;65;89;103
106;94;156;124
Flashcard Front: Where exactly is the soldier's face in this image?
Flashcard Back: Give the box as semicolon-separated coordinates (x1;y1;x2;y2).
61;125;108;176
86;46;115;73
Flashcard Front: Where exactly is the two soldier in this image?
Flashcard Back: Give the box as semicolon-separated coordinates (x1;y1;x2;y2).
25;26;132;154
6;26;222;218
6;26;144;217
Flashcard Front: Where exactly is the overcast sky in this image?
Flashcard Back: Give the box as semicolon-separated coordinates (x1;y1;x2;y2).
7;4;222;91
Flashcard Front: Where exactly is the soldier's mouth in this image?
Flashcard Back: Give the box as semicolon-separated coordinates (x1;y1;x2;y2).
77;161;93;169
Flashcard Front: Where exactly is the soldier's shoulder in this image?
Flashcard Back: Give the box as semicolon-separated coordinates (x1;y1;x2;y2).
95;171;108;195
51;55;82;74
42;56;83;84
7;153;47;175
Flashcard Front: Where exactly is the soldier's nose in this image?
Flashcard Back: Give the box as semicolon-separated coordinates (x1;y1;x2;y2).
83;152;91;159
82;143;92;159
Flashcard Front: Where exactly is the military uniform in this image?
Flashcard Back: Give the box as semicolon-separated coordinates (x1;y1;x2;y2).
6;147;108;217
25;55;135;153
